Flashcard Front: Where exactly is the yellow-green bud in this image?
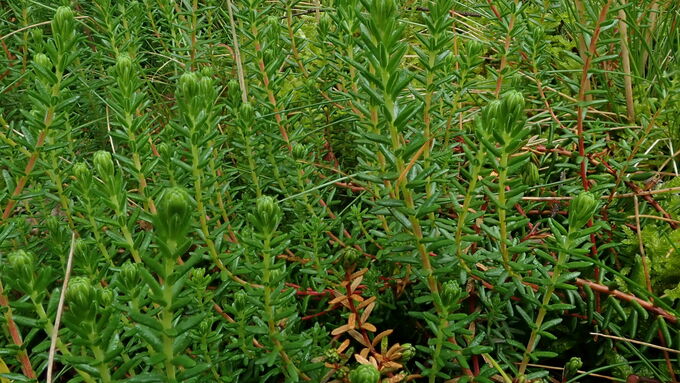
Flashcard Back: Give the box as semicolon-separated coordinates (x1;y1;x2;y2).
481;100;502;133
98;287;114;307
93;150;114;178
227;80;241;105
324;348;342;364
441;280;462;309
334;366;350;379
341;247;361;271
31;29;43;47
52;7;75;43
115;54;132;78
190;267;206;280
120;261;139;289
189;267;211;291
250;195;282;235
179;72;200;101
73;162;91;189
564;357;582;378
8;250;35;290
115;54;134;94
568;192;597;230
349;364;380;383
255;195;279;222
156;187;192;242
67;277;97;321
504;90;525;124
74;238;88;258
399;343;415;362
292;143;307;160
34;53;52;71
234;289;248;312
239;102;255;126
199;318;212;335
198;76;215;102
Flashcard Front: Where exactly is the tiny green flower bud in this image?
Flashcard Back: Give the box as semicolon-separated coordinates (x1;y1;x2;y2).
67;277;97;321
504;90;525;121
334;366;350;379
74;238;87;257
115;54;132;78
188;267;211;292
349;364;380;383
98;287;114;307
155;187;193;243
441;280;461;309
93;150;114;178
398;343;415;362
292;143;306;160
568;192;598;230
190;267;206;280
249;195;282;235
340;247;361;271
503;91;526;138
564;357;582;378
34;53;52;70
115;54;134;93
372;0;396;24
179;72;200;101
31;29;43;48
73;162;92;189
199;318;212;335
8;250;35;290
233;289;248;312
239;102;255;126
482;100;502;131
198;76;215;102
120;261;139;289
324;348;342;364
52;6;75;43
227;80;241;105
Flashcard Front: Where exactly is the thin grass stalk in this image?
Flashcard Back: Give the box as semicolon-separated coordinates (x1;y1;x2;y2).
618;2;635;122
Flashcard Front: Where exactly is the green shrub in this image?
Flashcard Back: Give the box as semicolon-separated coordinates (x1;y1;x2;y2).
1;0;679;382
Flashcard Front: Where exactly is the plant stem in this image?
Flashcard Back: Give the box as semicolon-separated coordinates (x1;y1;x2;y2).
517;232;573;377
161;255;177;383
497;152;516;276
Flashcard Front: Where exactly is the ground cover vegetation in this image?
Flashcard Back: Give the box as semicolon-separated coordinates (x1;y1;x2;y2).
0;0;679;382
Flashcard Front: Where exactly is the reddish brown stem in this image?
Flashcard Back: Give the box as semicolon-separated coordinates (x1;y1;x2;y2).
0;282;36;378
2;129;47;222
576;0;613;191
575;278;676;324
